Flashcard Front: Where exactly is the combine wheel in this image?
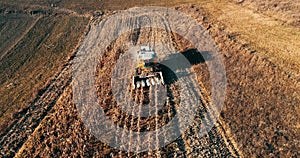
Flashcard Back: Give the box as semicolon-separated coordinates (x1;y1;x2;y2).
146;79;151;86
151;78;156;86
141;80;146;87
136;81;141;88
156;77;161;85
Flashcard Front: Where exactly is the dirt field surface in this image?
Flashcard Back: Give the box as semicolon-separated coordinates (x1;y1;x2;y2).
231;0;300;27
0;6;89;157
0;0;299;157
0;14;39;60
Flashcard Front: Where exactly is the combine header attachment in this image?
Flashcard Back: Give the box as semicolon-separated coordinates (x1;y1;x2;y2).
132;46;165;89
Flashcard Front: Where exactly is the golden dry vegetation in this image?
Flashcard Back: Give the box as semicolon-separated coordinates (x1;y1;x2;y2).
0;0;299;157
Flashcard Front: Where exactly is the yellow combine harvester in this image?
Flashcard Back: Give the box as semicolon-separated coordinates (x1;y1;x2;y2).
132;46;165;89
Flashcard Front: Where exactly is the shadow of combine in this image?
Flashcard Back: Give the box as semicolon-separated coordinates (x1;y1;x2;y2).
181;49;214;65
160;48;213;84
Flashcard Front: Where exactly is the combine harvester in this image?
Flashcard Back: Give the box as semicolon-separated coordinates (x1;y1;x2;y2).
132;45;165;89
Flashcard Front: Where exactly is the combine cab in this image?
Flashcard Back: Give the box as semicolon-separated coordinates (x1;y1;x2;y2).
132;46;165;89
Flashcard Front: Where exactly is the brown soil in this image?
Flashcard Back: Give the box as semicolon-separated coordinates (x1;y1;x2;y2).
178;5;300;157
0;0;299;157
232;0;300;27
